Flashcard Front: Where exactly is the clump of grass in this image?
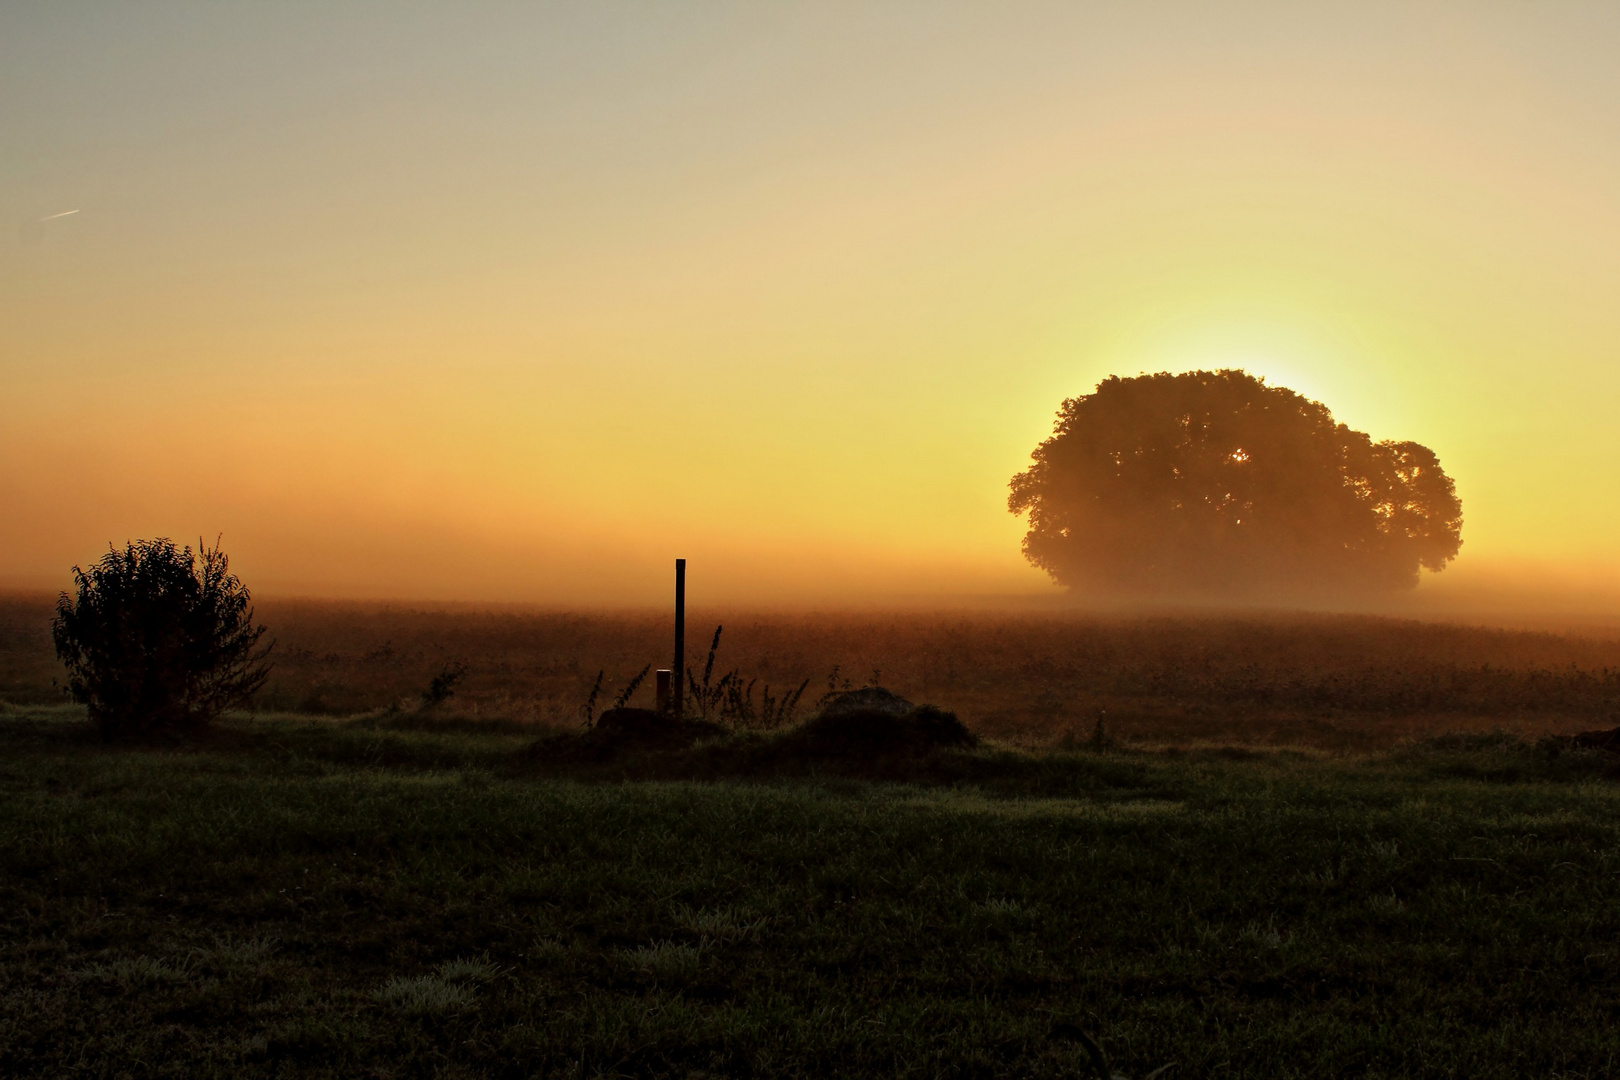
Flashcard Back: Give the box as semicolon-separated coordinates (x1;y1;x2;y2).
671;904;767;943
978;897;1031;918
1367;892;1407;920
420;660;468;708
435;953;499;981
373;954;495;1016
578;670;604;728
621;940;704;981
1058;712;1116;751
756;678;811;730
532;937;571;963
78;955;191;986
1239;918;1287;949
613;665;651;709
1050;1022;1176;1080
374;974;475;1015
684;624;810;730
686;625;727;717
197;934;277;972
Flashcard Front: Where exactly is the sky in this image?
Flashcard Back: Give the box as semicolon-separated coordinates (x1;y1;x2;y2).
4;2;1619;610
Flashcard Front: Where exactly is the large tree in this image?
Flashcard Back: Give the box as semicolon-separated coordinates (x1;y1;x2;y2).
1008;370;1462;599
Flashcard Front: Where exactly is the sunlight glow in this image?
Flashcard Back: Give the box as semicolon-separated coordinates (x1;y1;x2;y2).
3;3;1619;612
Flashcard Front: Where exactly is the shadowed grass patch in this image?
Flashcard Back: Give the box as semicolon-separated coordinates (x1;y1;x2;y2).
2;705;1619;1076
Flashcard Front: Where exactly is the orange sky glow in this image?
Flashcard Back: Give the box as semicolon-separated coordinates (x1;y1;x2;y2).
4;3;1619;614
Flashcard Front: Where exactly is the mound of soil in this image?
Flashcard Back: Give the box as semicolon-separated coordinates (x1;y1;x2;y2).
525;701;976;775
788;704;978;757
1559;726;1620;753
592;707;727;749
528;708;727;765
817;688;914;717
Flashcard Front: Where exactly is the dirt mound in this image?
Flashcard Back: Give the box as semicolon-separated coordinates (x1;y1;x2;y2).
817;688;914;717
1559;726;1620;753
525;702;977;775
593;708;727;749
789;704;977;757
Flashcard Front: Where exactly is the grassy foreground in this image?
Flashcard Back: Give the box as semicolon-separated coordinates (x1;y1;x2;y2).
2;707;1619;1078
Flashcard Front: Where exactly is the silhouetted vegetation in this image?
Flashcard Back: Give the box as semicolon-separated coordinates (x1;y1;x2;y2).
578;669;605;727
1009;369;1464;600
418;659;467;707
48;539;271;738
685;625;810;730
612;664;651;709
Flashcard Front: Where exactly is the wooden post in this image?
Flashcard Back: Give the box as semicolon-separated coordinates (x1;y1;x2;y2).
655;669;671;715
673;558;686;718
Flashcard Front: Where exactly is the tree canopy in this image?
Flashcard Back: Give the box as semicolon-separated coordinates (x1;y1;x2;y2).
1008;370;1462;600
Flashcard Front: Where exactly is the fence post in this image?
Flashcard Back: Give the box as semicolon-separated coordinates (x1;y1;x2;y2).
673;558;685;718
655;669;672;715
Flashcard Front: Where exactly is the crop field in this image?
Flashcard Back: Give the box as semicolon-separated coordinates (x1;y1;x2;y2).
4;595;1620;1076
4;594;1620;747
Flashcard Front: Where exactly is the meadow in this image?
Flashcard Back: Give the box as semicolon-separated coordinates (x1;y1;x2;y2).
2;705;1620;1078
4;596;1620;1076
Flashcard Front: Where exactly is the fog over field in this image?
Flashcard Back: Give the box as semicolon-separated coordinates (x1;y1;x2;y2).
7;593;1619;750
7;4;1620;614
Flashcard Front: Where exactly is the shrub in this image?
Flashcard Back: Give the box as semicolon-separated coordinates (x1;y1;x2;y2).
52;538;272;738
420;660;468;708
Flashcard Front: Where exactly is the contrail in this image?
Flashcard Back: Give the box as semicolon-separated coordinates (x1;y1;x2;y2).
18;210;78;244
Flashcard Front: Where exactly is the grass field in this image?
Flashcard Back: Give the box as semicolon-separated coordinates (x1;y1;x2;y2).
3;703;1620;1078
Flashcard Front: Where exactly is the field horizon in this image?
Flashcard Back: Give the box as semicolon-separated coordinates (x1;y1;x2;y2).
8;592;1620;752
